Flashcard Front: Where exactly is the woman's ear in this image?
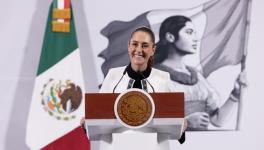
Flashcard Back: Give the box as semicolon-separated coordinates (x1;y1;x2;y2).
152;45;156;56
128;41;131;52
165;32;175;43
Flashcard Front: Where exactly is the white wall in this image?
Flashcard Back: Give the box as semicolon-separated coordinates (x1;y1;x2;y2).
0;0;263;149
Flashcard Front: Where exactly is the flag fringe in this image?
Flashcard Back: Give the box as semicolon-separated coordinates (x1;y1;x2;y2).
52;21;70;32
53;8;71;19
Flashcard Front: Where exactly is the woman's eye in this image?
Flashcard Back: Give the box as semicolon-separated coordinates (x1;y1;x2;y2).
186;29;193;35
132;43;138;47
142;44;149;48
186;31;192;35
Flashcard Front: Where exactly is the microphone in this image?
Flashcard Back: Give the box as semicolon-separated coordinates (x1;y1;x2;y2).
112;66;127;93
139;71;155;93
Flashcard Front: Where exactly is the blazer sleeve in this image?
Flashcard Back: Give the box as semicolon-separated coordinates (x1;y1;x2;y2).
99;69;114;93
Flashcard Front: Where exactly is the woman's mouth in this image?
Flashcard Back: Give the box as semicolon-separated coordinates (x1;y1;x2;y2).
134;53;144;58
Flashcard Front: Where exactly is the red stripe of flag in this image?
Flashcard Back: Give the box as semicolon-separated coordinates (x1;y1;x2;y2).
41;126;90;150
64;0;70;8
64;0;70;22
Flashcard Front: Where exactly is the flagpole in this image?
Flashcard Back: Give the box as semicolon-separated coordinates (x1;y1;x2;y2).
236;0;252;130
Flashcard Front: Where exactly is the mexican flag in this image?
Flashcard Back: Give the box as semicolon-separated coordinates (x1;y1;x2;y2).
26;0;89;149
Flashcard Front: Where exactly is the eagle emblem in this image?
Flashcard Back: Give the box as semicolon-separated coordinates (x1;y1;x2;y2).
41;79;82;120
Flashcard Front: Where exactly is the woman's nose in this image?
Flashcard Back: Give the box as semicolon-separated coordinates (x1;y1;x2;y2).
135;45;143;52
193;36;199;43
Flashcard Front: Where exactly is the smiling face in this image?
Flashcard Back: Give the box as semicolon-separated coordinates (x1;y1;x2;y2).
128;31;155;71
175;21;198;54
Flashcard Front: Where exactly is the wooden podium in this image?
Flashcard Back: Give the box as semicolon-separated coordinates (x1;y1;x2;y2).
85;91;185;145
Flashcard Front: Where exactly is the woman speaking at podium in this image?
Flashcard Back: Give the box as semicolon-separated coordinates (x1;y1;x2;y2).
97;26;186;150
100;26;174;94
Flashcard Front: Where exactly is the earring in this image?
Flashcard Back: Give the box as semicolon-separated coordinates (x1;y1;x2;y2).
165;32;175;43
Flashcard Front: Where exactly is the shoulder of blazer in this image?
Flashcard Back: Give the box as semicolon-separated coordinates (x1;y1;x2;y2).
100;66;127;93
107;66;127;79
108;66;127;74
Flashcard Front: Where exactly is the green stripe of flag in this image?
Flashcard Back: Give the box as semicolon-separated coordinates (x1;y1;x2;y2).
53;0;57;9
37;2;78;75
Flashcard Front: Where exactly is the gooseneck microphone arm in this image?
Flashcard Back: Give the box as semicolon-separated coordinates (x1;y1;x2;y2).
139;71;155;93
112;67;127;93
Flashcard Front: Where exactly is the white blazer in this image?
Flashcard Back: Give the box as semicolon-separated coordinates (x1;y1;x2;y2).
100;66;174;93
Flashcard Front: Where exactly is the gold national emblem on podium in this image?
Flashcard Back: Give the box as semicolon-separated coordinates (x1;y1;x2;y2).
115;89;154;127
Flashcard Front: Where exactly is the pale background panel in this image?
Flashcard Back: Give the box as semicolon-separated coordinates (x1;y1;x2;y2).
0;0;263;149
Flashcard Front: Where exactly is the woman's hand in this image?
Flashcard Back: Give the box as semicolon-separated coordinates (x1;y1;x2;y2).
80;116;85;128
186;112;210;130
183;118;188;131
230;70;248;102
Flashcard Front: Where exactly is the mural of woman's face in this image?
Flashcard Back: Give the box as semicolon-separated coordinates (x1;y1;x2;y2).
128;31;155;70
175;21;198;54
